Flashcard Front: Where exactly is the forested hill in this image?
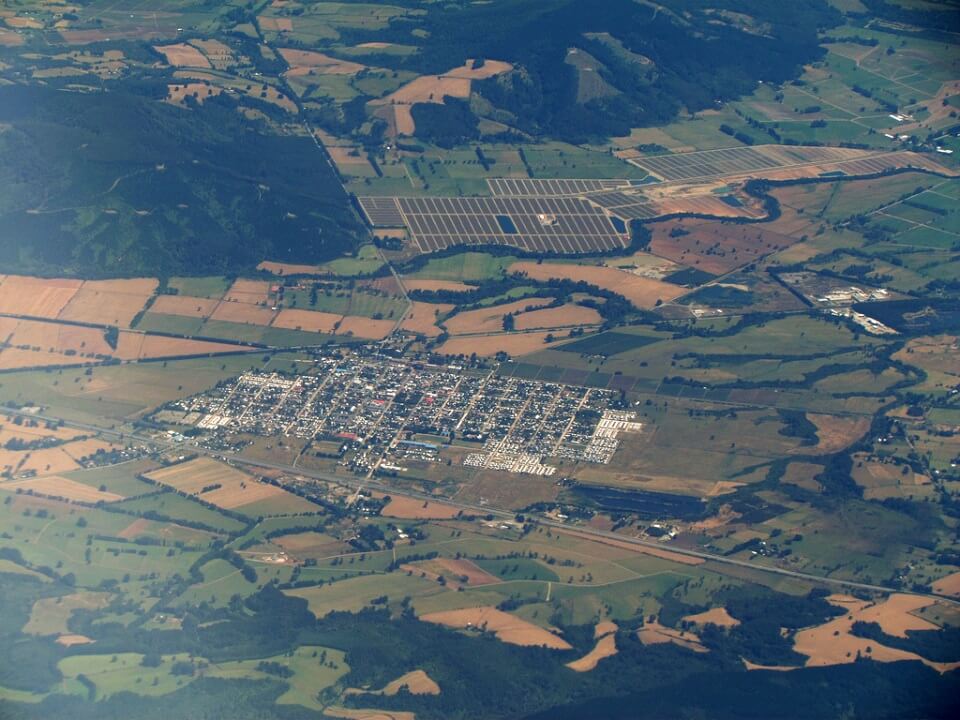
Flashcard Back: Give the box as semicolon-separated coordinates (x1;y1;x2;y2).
0;85;363;278
345;0;842;143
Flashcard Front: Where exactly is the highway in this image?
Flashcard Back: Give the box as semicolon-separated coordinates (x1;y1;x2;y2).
5;406;957;605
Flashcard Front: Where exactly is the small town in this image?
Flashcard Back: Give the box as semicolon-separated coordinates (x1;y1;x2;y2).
159;350;643;476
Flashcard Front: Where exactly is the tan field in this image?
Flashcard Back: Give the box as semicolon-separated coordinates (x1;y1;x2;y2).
398;301;450;337
805;414;870;453
4;318;114;358
0;446;81;476
681;607;740;628
150;295;219;318
2;475;123;503
224;279;273;304
444;298;553;335
420;606;572;650
0;423;84;446
210;300;277;326
369;60;511;135
0;347;83;371
62;438;118;461
336;315;395;340
510;262;684;309
403;279;476;293
273;531;348;557
0;28;24;46
154;43;211;68
594;620;619;638
637;621;707;653
438;330;564;358
566;633;617;672
58;279;158;327
189;39;235;69
145;457;312;513
166;82;223;106
0;275;82;318
434;558;501;586
115;333;253;361
932;571;960;598
513;304;602;331
381;496;461;519
5;16;43;29
279;48;366;75
272;308;341;333
56;633;95;646
792;594;959;672
381;670;440;696
324;709;414;720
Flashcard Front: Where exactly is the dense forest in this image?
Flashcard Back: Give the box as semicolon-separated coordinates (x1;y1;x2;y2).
0;85;363;277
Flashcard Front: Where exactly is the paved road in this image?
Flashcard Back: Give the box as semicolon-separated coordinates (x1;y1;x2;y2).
6;406;957;605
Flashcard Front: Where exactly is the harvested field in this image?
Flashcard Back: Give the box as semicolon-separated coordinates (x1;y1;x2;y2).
0;276;81;318
513;304;602;331
433;558;501;586
166;82;223;106
2;475;123;503
648;220;800;275
0;28;25;46
154;43;211;68
279;48;366;75
336;315;394;340
145;457;312;513
438;331;563;358
398;301;450;337
444;298;553;335
224;279;273;305
932;571;960;598
259;16;294;32
189;39;235;69
420;606;572;649
115;333;251;361
381;670;440;696
56;634;94;647
273;308;341;333
792;594;959;672
369;60;511;135
324;709;414;720
804;414;870;453
0;446;80;476
566;633;617;672
637;621;707;653
210;300;277;326
681;607;740;628
150;295;219;319
0;423;84;445
381;496;461;519
58;279;158;327
2;318;114;359
509;262;684;309
403;279;476;293
594;621;619;638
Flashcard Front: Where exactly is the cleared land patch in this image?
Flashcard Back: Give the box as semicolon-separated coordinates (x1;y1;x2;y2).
419;606;572;650
154;43;211;68
509;262;684;308
144;457;314;514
